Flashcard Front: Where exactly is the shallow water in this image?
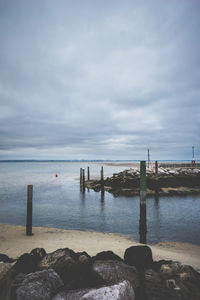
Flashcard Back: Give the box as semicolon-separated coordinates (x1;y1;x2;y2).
0;161;200;245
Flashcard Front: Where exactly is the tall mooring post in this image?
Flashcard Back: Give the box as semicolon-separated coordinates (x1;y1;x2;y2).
139;161;147;243
26;184;33;236
87;166;90;181
155;160;158;174
101;166;104;191
82;169;85;193
80;168;83;187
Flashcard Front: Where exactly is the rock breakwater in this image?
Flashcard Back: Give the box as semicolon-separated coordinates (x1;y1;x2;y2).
1;245;200;299
86;168;200;196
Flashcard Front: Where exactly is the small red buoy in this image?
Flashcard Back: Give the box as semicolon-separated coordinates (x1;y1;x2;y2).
55;173;58;177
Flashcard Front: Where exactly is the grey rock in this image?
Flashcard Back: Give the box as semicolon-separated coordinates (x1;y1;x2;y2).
92;260;140;290
52;288;91;300
15;269;63;300
144;263;200;300
81;280;135;300
91;251;123;263
39;249;77;284
0;262;14;300
53;281;135;300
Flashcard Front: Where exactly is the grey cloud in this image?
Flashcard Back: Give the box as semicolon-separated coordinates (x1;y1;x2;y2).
0;0;200;160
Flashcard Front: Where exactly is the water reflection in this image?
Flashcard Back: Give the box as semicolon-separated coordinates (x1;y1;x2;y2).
154;189;159;205
153;192;161;242
100;189;105;213
139;203;147;244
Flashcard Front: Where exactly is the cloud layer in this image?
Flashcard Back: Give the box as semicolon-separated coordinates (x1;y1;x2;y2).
0;0;200;160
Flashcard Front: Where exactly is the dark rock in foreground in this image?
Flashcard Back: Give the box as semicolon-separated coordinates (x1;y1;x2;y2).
1;244;200;300
13;269;63;300
124;245;153;272
52;280;135;300
92;260;140;290
91;251;123;263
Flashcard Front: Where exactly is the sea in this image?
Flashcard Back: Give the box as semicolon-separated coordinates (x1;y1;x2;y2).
0;160;200;245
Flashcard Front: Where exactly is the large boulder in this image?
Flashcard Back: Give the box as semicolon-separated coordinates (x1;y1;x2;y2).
30;248;46;263
92;260;140;291
91;251;123;263
13;269;63;300
143;268;176;300
81;280;135;300
124;245;153;271
0;262;14;300
53;280;135;300
14;253;38;274
39;248;77;284
52;288;92;300
143;262;200;300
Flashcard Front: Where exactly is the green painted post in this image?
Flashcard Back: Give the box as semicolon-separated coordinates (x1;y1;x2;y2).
139;161;147;242
140;161;146;192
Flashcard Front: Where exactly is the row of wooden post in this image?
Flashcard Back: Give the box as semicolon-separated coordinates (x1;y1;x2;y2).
26;161;154;239
80;166;104;192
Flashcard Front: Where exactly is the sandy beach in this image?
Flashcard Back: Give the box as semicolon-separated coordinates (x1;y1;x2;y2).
0;224;200;271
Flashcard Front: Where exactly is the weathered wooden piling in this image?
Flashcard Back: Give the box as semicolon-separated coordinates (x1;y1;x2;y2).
26;184;33;236
101;166;104;190
80;168;83;186
87;166;90;181
139;161;147;243
155;160;158;174
82;169;85;193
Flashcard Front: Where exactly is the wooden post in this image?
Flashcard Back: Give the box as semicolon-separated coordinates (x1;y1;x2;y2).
82;169;85;193
139;161;147;243
101;166;104;190
140;161;146;205
87;166;90;181
80;168;83;187
26;185;33;236
155;161;158;174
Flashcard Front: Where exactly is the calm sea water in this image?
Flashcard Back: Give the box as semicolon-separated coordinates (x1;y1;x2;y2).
0;161;200;245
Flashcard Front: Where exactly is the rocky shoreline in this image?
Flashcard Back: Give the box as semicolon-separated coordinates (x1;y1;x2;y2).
86;167;200;196
1;245;200;300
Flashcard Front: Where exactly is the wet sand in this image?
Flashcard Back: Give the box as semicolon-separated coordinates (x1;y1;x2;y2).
0;224;200;271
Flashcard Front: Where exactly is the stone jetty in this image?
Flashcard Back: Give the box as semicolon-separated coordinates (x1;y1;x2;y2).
86;167;200;196
1;245;200;299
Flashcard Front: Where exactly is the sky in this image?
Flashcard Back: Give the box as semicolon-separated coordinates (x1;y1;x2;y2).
0;0;200;160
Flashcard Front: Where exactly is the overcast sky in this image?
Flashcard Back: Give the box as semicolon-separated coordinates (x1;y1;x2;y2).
0;0;200;160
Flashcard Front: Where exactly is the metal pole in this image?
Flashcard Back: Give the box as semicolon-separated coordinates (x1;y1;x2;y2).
147;149;150;169
192;146;194;159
